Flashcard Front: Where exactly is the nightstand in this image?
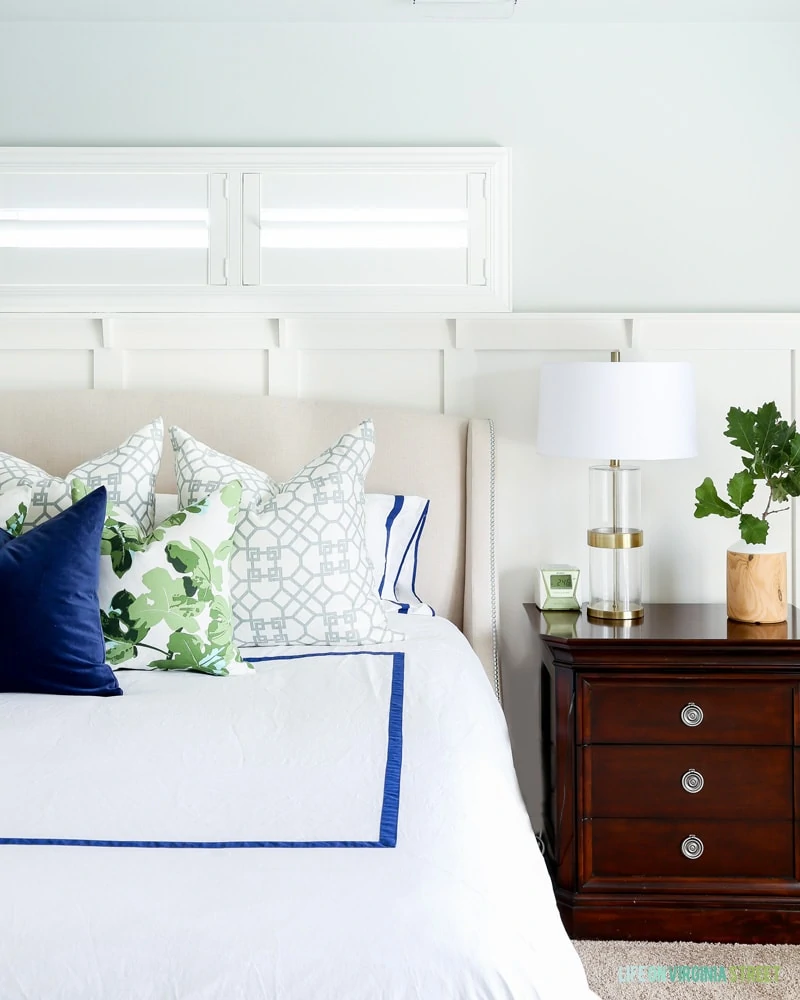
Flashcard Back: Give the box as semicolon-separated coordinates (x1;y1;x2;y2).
528;603;800;944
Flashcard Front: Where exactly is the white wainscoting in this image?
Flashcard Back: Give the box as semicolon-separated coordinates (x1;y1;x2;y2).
1;310;796;826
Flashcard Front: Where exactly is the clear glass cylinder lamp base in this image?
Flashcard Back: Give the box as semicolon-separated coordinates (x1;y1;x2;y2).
587;464;644;622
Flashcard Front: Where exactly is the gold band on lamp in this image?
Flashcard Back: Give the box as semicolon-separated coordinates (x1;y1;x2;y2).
587;529;644;550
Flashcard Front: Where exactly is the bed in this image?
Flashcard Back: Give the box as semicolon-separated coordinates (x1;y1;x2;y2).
0;391;597;1000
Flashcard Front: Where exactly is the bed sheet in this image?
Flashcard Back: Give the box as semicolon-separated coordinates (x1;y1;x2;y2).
0;616;598;1000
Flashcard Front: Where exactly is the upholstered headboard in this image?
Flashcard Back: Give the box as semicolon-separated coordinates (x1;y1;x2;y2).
0;391;499;697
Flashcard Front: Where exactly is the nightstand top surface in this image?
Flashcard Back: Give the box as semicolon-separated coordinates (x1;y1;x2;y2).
526;602;800;644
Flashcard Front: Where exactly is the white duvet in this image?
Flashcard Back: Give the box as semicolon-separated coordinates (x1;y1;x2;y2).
0;617;597;1000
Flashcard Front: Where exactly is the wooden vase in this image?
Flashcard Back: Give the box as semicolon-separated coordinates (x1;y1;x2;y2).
726;544;787;624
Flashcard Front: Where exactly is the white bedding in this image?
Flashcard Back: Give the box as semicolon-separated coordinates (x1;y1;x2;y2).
0;617;597;1000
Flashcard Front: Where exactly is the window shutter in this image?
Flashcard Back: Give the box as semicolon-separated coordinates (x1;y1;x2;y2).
0;170;223;287
237;151;508;308
0;148;509;312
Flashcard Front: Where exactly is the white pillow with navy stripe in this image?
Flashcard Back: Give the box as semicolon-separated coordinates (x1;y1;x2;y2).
155;490;436;617
365;494;434;616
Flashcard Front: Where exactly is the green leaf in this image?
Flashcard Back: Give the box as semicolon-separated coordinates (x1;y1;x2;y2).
104;638;138;666
757;404;794;478
771;479;790;503
102;520;145;578
186;537;221;601
784;470;800;497
739;513;769;544
150;630;231;676
165;541;199;575
726;470;755;510
4;501;27;537
75;480;146;579
754;400;783;446
164;538;219;599
784;431;800;469
101;590;150;644
71;479;89;502
220;480;243;523
129;567;201;632
207;594;234;648
159;510;187;530
214;538;234;563
694;478;739;519
724;406;758;456
101;589;151;663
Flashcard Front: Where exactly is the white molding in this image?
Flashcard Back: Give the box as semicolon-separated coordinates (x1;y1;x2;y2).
1;311;800;352
282;317;450;351
0;289;509;314
111;316;278;350
0;146;510;170
455;315;629;350
632;314;800;350
0;316;99;348
100;316;115;349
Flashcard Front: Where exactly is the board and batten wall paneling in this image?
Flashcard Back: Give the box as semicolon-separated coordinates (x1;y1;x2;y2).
0;349;94;390
0;313;796;829
124;350;270;395
299;350;443;411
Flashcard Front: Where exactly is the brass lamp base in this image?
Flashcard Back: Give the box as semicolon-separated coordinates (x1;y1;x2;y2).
587;601;644;622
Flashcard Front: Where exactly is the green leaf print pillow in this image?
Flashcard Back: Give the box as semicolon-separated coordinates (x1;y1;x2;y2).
72;479;249;677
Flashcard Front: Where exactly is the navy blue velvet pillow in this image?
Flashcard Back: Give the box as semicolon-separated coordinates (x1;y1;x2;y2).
0;486;122;696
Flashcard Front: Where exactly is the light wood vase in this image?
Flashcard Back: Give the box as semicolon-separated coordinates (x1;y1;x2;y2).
726;542;787;624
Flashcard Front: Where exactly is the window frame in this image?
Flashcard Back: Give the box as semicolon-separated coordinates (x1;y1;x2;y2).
0;147;510;314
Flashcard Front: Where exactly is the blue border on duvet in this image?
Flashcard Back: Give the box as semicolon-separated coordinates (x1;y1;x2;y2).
0;650;404;850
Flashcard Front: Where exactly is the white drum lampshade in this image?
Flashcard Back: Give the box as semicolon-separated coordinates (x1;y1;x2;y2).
537;360;697;621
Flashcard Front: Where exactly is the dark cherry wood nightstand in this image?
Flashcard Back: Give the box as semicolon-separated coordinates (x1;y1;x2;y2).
528;603;800;944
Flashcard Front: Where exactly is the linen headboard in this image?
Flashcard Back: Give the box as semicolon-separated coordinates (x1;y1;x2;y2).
0;391;499;697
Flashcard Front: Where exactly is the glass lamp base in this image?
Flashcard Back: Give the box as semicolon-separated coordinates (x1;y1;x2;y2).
586;600;644;622
588;464;644;621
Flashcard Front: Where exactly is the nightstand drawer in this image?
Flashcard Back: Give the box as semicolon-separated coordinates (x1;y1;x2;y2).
581;679;793;745
584;746;792;819
586;819;795;880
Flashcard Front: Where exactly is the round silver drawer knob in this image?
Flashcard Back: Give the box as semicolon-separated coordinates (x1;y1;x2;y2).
681;835;704;860
680;702;704;727
681;769;704;794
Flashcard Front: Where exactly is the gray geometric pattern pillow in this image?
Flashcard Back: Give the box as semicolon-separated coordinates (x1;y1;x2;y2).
0;420;163;533
170;420;401;647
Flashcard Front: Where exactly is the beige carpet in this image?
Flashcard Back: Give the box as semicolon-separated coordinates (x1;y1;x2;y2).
574;940;800;999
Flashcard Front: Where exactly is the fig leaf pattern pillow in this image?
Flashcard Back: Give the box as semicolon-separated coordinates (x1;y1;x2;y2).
0;420;163;533
170;421;401;647
0;485;32;540
72;478;249;676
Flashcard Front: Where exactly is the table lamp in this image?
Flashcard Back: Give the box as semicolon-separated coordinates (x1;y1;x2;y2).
536;354;697;622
